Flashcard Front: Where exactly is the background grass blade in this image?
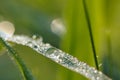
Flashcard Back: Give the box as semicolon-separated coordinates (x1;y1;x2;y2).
83;0;99;70
0;37;35;80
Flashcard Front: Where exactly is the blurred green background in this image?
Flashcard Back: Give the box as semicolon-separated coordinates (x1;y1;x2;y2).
0;0;120;80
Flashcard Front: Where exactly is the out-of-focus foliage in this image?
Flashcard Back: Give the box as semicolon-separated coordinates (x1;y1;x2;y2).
0;0;120;80
0;0;62;47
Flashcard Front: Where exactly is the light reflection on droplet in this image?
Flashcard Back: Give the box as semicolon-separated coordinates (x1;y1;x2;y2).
32;35;37;39
0;21;15;39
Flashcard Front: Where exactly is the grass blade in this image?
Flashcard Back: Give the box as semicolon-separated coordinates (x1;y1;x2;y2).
83;0;99;70
0;37;35;80
6;35;111;80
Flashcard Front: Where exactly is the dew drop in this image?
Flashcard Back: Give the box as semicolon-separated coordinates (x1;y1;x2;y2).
33;45;38;49
32;35;37;39
0;21;15;39
51;18;66;36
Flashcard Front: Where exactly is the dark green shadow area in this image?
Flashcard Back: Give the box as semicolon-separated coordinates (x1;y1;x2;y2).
0;52;22;80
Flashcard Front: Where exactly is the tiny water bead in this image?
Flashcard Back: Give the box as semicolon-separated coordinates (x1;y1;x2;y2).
0;21;15;39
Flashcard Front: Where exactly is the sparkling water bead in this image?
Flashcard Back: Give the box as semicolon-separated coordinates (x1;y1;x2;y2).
0;21;15;39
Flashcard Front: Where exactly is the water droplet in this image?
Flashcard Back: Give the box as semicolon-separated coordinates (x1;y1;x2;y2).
33;45;38;49
32;35;37;39
0;21;15;39
51;18;66;36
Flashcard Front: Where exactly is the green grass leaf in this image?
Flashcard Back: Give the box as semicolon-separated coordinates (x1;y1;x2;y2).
0;37;35;80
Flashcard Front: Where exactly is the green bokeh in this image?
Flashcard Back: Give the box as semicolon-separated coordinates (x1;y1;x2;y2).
0;0;120;80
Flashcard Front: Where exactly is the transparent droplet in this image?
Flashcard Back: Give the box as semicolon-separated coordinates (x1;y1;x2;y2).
32;35;37;39
51;18;66;36
0;21;15;39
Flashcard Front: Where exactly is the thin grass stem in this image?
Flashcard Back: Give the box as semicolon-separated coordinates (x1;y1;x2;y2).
0;37;35;80
83;0;99;70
